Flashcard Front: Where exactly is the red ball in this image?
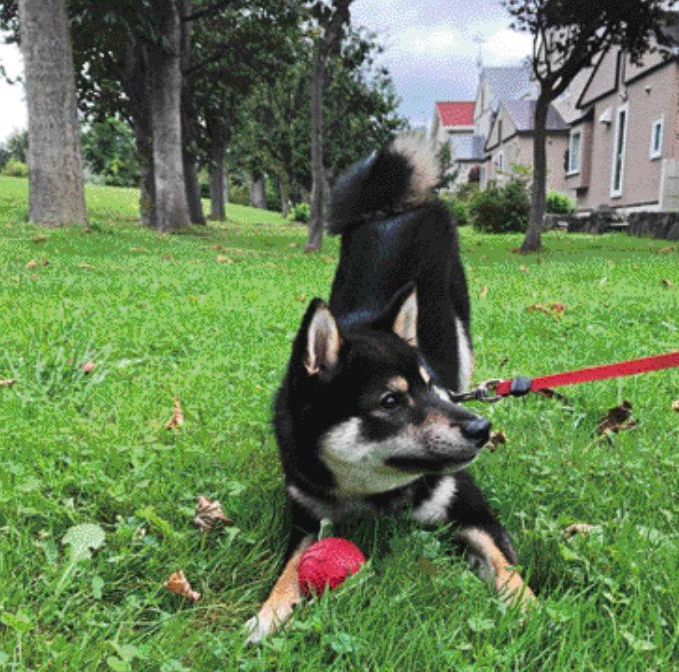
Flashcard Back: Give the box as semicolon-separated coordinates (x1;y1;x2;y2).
298;537;366;596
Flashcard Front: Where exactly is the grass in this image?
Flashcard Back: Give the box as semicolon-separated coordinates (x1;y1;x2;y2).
1;175;679;671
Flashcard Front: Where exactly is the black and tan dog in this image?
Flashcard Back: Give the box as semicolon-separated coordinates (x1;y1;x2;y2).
246;135;533;642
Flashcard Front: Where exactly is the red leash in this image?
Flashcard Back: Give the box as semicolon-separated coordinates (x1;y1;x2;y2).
449;351;679;403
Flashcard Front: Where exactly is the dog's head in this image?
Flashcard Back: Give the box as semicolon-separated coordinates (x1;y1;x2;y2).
288;286;491;495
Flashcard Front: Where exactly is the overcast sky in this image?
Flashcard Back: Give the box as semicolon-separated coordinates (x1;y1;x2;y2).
0;0;531;142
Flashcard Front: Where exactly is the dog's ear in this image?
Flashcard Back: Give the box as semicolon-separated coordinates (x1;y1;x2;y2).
374;283;418;346
301;299;341;378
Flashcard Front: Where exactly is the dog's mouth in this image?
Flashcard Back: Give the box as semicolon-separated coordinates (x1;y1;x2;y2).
385;452;479;473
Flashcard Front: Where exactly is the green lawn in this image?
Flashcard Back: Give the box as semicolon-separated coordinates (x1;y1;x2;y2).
1;175;678;671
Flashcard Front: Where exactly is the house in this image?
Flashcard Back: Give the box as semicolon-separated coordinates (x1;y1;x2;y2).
430;101;480;189
484;99;569;191
566;28;679;213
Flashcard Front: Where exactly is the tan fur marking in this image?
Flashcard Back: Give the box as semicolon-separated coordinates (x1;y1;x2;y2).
246;536;313;641
387;376;409;393
419;366;431;385
458;528;535;609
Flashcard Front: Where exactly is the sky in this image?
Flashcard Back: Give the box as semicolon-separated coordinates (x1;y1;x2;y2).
0;0;531;142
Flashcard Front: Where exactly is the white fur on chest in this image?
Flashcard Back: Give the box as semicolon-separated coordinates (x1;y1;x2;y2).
412;475;457;524
319;418;421;496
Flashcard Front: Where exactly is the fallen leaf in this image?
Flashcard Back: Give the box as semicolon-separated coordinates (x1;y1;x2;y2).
288;242;299;248
662;278;675;288
519;265;528;272
526;302;565;318
0;378;16;387
166;396;184;430
660;246;675;253
488;430;507;451
129;246;147;253
81;361;96;374
216;254;233;264
479;286;489;298
163;254;175;261
510;247;522;254
597;400;638;435
25;259;39;269
77;262;95;270
212;244;225;251
321;256;335;264
32;234;48;243
672;399;679;412
298;292;307;303
563;523;597;538
193;495;232;533
164;570;201;602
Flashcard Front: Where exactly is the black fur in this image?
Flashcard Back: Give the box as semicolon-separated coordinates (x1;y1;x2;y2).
274;137;520;580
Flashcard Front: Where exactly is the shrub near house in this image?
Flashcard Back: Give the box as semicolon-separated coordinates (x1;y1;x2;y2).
470;180;530;233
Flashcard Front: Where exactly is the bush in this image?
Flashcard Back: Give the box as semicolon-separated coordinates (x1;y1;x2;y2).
1;158;28;178
229;183;250;206
546;190;575;214
456;182;479;202
440;196;469;227
287;202;310;224
469;180;530;233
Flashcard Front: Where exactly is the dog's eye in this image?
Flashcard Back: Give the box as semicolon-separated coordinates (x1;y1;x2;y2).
380;393;401;410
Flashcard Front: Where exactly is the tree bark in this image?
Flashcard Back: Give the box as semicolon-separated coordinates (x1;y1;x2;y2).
279;174;291;217
306;44;326;251
521;95;550;253
147;0;190;232
208;143;227;220
18;0;87;226
132;111;155;227
183;148;205;224
249;173;267;209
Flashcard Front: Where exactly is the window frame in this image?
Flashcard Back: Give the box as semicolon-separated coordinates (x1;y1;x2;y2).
649;116;664;160
610;103;629;198
567;130;582;176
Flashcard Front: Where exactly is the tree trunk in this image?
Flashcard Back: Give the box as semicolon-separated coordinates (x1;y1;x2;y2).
208;142;227;220
132;114;155;227
147;0;190;232
18;0;87;226
183;149;205;224
279;174;291;217
306;44;326;251
521;95;550;253
249;174;267;209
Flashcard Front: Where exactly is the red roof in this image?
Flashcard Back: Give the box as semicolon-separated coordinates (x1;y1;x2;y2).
436;101;475;128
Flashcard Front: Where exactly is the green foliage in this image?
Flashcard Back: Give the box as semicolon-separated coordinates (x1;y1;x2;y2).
0;130;28;172
440;196;469;227
81;117;139;187
287;202;310;224
1;158;28;177
546;190;575;214
456;181;480;202
469;180;530;233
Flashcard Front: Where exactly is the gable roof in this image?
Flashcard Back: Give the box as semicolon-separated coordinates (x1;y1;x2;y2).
435;101;475;127
483;65;536;103
504;100;568;133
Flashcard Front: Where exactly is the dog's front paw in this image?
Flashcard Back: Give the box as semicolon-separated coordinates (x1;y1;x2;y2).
244;612;275;644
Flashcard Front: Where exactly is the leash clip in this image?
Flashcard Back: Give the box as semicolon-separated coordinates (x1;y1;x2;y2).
447;378;503;404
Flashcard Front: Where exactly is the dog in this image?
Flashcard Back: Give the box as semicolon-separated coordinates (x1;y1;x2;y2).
246;135;534;642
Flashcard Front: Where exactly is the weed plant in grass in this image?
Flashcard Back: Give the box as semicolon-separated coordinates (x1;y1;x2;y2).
1;176;678;670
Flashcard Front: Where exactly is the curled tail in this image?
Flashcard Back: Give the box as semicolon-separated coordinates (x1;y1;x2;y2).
328;134;441;235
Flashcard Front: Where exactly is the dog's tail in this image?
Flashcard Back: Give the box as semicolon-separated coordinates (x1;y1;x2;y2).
328;134;441;235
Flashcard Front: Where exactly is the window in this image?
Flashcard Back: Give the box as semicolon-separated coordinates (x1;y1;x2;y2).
496;151;505;175
568;131;582;175
650;117;664;160
611;105;628;198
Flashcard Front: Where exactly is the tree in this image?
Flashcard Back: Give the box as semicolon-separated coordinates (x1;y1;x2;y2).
18;0;87;226
305;0;354;252
503;0;678;252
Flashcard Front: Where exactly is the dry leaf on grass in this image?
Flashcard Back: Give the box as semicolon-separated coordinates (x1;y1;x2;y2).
166;396;184;430
77;262;95;270
526;302;565;318
288;242;299;249
81;361;96;374
479;286;489;298
519;265;528;272
216;254;233;264
193;495;232;532
597;400;638;435
563;523;597;538
660;246;676;253
25;259;39;269
662;278;675;288
672;399;679;412
488;430;507;451
32;234;48;243
0;378;16;388
164;570;201;602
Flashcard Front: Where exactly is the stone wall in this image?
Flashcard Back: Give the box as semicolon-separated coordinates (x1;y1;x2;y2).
627;212;679;241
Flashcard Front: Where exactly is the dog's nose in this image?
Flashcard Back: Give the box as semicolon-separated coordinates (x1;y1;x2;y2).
460;418;491;446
